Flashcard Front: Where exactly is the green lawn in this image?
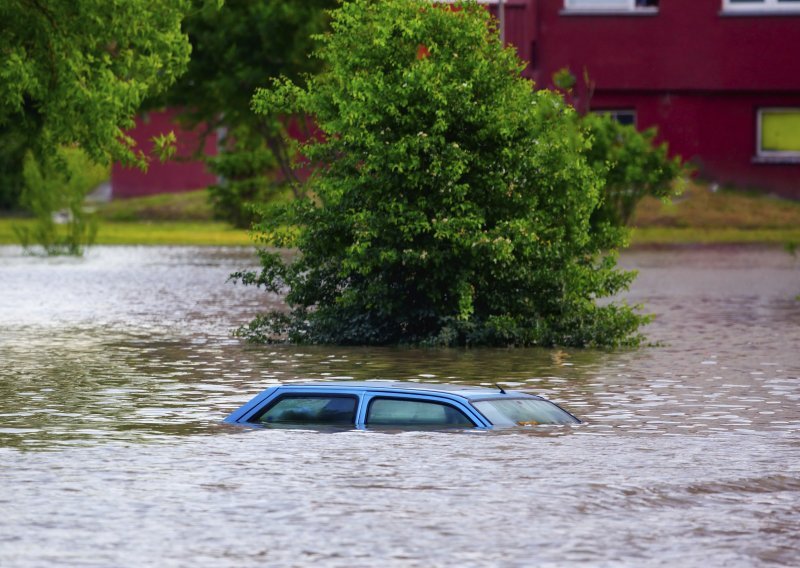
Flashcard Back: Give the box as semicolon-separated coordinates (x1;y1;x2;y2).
95;221;253;245
0;218;252;246
628;182;800;246
96;189;215;222
2;182;799;247
631;227;800;246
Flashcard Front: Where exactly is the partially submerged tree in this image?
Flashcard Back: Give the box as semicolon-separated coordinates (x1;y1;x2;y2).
0;1;191;177
237;0;648;347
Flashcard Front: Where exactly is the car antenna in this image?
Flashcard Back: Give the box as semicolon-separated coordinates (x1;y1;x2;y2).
494;383;507;394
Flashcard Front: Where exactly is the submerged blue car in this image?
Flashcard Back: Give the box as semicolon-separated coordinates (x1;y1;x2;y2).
224;381;580;430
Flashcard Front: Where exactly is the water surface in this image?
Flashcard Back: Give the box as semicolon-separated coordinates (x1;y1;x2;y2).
1;245;798;566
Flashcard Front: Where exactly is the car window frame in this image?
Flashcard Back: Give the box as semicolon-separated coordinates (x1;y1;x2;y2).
362;394;480;429
247;392;360;426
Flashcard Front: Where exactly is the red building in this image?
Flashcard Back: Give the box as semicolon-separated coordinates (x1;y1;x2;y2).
111;108;217;199
114;0;800;199
498;0;800;198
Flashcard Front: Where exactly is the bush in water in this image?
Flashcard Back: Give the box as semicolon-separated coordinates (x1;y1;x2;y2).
235;0;649;347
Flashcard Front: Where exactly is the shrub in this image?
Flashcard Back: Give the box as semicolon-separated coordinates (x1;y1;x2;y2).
14;148;106;255
235;0;648;347
582;112;684;228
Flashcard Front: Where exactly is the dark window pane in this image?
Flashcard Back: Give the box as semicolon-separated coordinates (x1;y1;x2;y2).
592;109;636;126
255;395;357;425
366;398;474;428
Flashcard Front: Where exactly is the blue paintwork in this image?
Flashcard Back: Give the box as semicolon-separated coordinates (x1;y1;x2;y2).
224;381;579;429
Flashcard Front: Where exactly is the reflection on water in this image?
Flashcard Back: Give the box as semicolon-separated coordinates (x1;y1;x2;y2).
1;245;799;566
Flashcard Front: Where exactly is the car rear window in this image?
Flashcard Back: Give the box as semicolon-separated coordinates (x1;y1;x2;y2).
253;395;357;426
473;398;579;426
366;398;475;428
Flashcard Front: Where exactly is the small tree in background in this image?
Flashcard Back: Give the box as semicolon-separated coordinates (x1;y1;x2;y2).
552;67;684;227
236;0;649;347
583;113;684;228
14;148;106;256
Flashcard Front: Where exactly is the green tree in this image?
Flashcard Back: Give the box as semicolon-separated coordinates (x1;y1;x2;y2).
583;113;684;228
0;124;29;210
551;68;684;227
0;0;192;209
14;147;106;256
235;0;647;348
162;0;335;227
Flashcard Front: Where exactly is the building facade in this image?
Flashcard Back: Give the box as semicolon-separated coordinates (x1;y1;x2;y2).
498;0;800;198
111;108;217;199
113;1;800;199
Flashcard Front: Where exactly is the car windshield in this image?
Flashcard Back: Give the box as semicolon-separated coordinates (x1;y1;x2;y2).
473;398;579;426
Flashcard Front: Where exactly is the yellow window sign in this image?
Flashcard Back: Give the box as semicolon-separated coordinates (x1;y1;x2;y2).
761;110;800;153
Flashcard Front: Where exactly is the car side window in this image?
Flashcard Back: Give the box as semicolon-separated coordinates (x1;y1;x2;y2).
253;395;357;426
366;398;475;428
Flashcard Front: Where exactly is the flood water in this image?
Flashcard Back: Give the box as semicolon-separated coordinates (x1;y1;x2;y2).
1;245;799;566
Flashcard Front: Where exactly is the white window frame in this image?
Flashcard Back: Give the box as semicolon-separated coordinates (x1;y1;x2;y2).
723;0;800;13
563;0;659;12
756;108;800;160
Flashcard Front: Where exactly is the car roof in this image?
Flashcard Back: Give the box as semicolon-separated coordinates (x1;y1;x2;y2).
275;380;537;401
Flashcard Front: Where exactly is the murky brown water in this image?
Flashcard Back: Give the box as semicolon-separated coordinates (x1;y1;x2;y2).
1;245;799;566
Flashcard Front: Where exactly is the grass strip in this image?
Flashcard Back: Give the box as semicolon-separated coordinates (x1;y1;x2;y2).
631;227;800;246
0;219;253;247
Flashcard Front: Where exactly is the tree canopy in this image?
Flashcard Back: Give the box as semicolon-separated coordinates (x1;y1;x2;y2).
237;0;648;347
160;0;335;226
0;0;192;207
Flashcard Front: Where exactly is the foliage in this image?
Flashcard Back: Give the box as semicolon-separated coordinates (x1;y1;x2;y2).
0;124;30;210
234;0;649;347
583;112;684;227
549;68;684;228
206;130;281;228
0;0;191;199
151;131;178;163
13;148;107;255
161;0;335;225
552;67;577;91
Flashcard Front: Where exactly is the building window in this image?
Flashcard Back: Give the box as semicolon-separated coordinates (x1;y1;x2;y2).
757;108;800;160
564;0;659;12
593;109;637;126
724;0;800;12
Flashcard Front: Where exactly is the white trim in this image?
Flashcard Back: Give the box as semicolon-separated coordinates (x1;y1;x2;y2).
434;0;514;4
723;0;800;13
563;0;658;12
756;107;800;160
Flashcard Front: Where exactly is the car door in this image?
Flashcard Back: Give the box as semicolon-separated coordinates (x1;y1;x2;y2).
234;388;362;428
358;392;489;429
